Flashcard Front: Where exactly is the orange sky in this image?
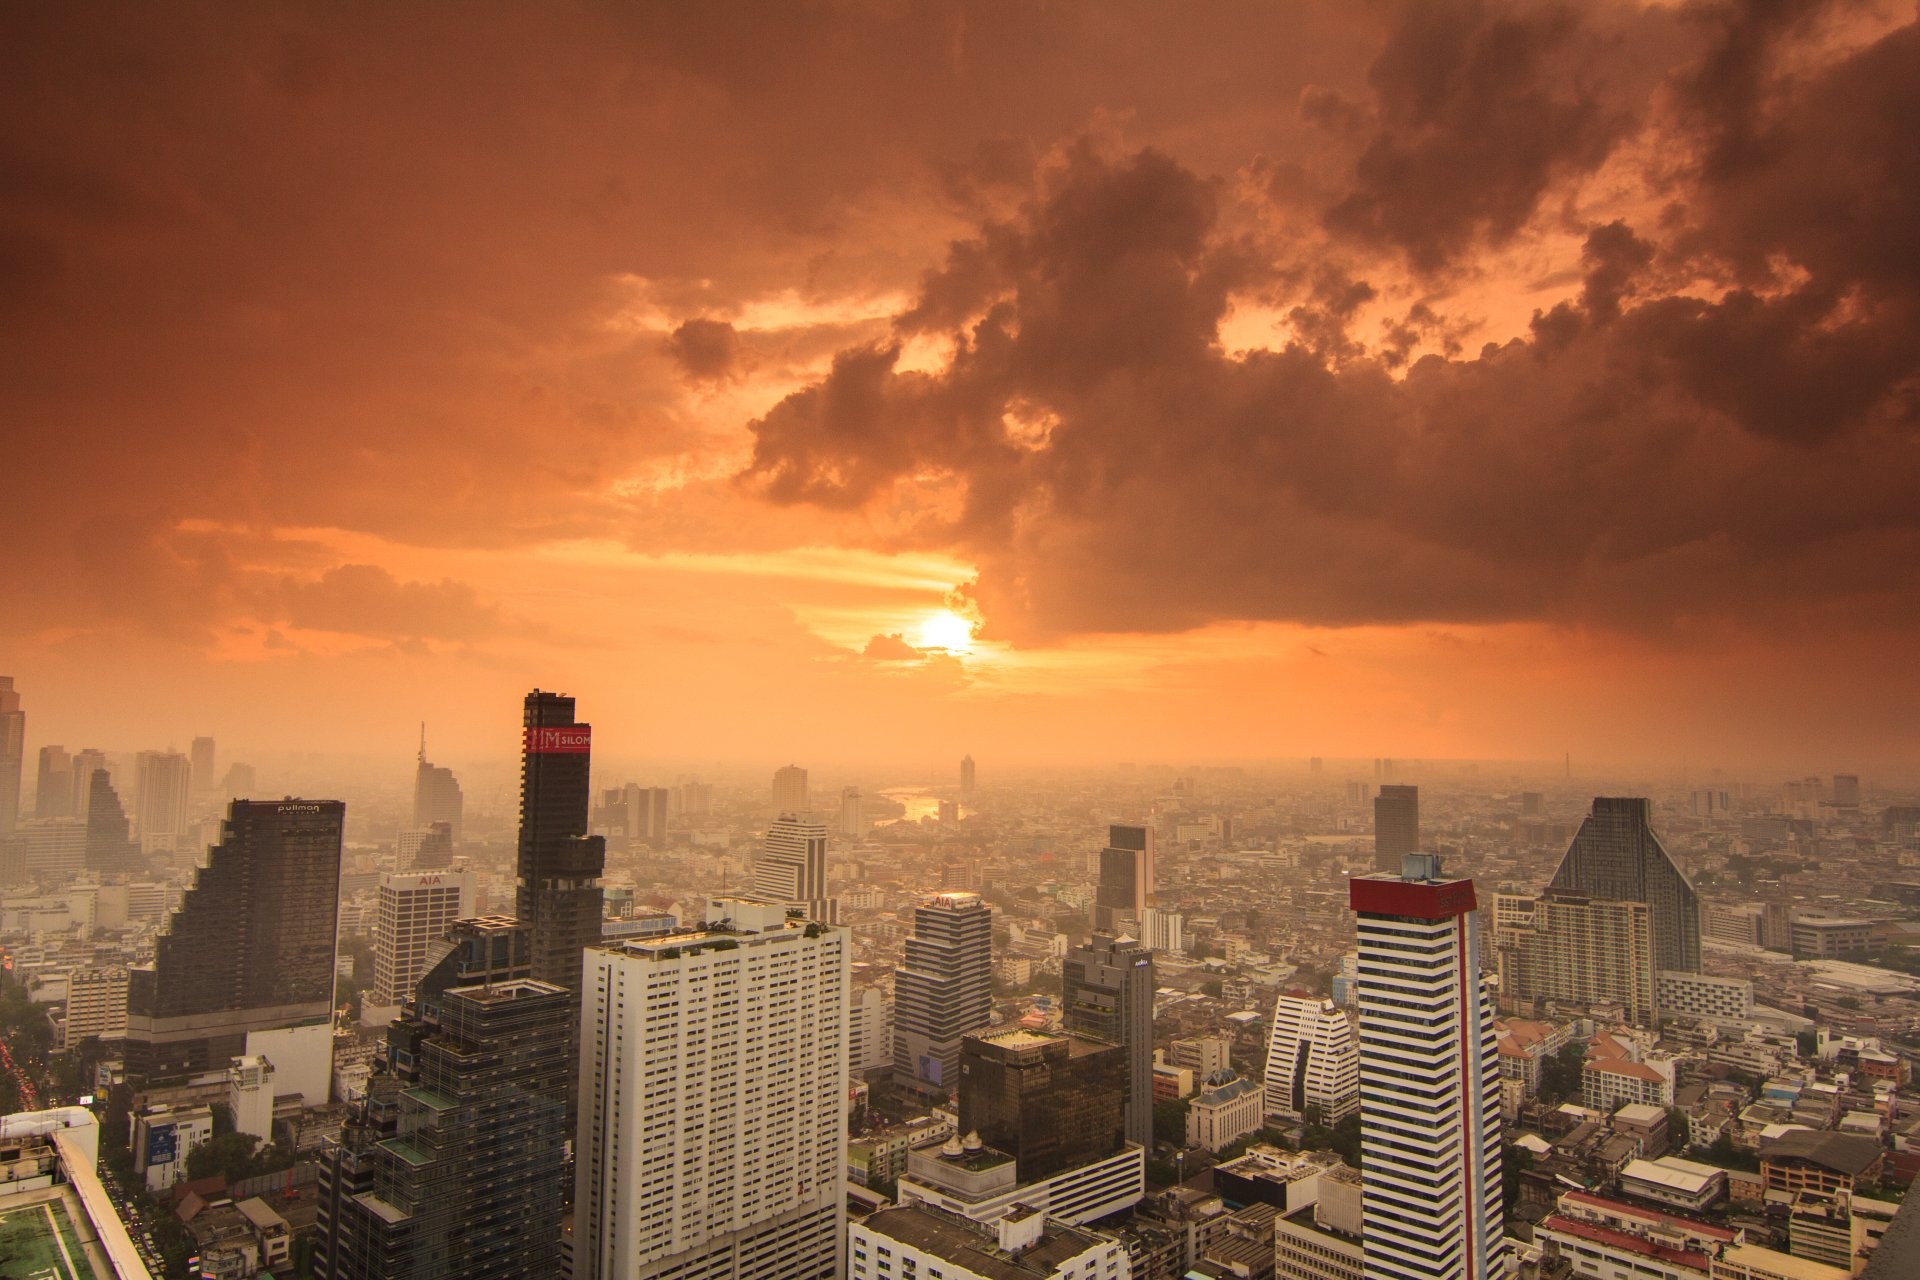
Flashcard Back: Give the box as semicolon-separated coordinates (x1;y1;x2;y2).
4;2;1918;775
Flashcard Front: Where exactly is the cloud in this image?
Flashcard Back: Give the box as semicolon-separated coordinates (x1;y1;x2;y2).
862;633;925;661
281;564;503;641
666;318;744;383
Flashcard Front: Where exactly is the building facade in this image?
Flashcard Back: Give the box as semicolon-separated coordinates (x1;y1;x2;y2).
894;892;993;1101
753;813;836;924
1060;932;1154;1150
371;869;476;1007
1351;854;1505;1280
1094;824;1152;933
1498;892;1657;1026
959;1029;1127;1182
1264;994;1360;1124
1373;785;1419;874
1547;797;1701;975
515;690;605;1003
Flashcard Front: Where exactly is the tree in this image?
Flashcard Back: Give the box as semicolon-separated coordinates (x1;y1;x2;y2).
187;1131;260;1183
1154;1098;1191;1147
1539;1042;1587;1104
1503;1141;1535;1212
1666;1107;1691;1151
1200;979;1224;999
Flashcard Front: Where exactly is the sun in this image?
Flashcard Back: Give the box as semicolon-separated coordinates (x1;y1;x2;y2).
916;609;976;653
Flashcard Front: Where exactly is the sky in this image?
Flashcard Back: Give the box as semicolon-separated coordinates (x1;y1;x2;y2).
4;1;1918;775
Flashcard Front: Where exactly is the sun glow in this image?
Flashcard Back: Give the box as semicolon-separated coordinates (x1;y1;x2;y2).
916;609;976;652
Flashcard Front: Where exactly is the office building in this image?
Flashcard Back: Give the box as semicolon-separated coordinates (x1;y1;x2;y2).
959;1028;1127;1182
14;817;85;879
1351;853;1505;1280
371;869;476;1007
772;763;810;814
838;786;864;838
81;769;138;873
1656;971;1754;1026
1093;824;1152;933
1187;1070;1264;1151
314;966;570;1280
575;899;849;1280
63;966;130;1049
189;736;216;795
0;677;21;834
960;754;976;799
594;783;669;854
753;812;837;923
1141;906;1184;953
1831;774;1861;808
1706;901;1793;952
515;690;605;996
1061;932;1154;1150
411;731;464;840
894;892;993;1101
221;761;255;801
123;798;344;1077
133;750;191;858
1373;785;1419;874
1497;891;1657;1025
851;983;894;1076
396;821;454;871
1264;994;1359;1124
1790;916;1881;959
850;1204;1124;1280
34;745;73;819
67;749;106;819
1170;1036;1231;1079
1547;797;1702;974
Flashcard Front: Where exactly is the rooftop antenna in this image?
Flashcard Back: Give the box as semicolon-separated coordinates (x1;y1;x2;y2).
418;722;427;764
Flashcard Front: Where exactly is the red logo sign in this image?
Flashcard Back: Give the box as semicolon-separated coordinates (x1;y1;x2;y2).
524;726;592;754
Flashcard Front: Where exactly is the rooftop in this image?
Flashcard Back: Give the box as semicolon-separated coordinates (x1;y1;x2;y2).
859;1205;1105;1280
1539;1214;1711;1271
1760;1130;1884;1176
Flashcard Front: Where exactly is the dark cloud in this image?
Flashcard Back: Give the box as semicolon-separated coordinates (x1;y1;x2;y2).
666;318;743;383
281;564;502;641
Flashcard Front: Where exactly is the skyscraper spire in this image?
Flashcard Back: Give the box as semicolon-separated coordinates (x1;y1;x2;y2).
418;721;426;764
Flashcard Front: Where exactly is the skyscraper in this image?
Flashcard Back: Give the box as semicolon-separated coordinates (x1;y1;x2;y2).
1496;891;1657;1026
397;821;454;871
1373;784;1419;874
189;735;216;795
82;768;139;871
772;763;809;814
1061;932;1154;1150
0;677;22;835
123;798;344;1077
411;729;464;841
1351;854;1504;1280
959;754;976;799
1094;824;1152;933
514;690;604;997
838;785;864;838
753;812;836;923
958;1028;1127;1181
68;749;107;819
1547;797;1702;975
371;869;476;1007
1263;994;1359;1124
893;891;993;1101
575;899;849;1280
315;957;570;1280
34;745;72;819
133;749;192;858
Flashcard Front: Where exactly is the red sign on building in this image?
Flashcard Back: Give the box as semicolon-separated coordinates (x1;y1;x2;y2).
524;725;592;754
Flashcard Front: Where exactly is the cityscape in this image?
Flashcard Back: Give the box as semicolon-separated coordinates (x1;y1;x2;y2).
5;4;1920;1280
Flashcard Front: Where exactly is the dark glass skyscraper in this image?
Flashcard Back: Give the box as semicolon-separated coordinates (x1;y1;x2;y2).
1547;796;1702;974
959;1028;1127;1181
123;798;343;1076
1373;784;1419;873
314;944;569;1280
83;769;139;872
1094;824;1152;932
0;677;22;835
1062;932;1155;1150
412;729;464;841
515;691;604;996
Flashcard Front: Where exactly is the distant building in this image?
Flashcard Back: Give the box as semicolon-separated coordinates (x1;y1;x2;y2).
1263;994;1359;1124
1372;785;1418;874
1498;891;1657;1026
1061;932;1154;1150
63;966;128;1049
371;869;475;1006
1170;1036;1231;1080
1547;797;1701;974
34;745;73;819
0;677;22;835
772;763;810;814
1187;1070;1263;1152
123;798;344;1078
838;785;864;838
396;820;454;871
1790;917;1882;959
959;754;976;799
81;767;142;871
133;750;191;858
189;735;216;796
410;732;463;840
1094;824;1152;933
1831;774;1861;808
894;892;993;1101
753;812;837;923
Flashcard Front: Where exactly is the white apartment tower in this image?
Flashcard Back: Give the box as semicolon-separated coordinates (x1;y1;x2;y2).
753;813;837;924
892;892;993;1101
1351;853;1505;1280
1264;993;1360;1124
371;869;475;1007
576;898;850;1280
771;764;809;815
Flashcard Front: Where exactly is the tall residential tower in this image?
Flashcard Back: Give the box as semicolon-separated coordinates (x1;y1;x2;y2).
1547;797;1701;974
893;892;993;1101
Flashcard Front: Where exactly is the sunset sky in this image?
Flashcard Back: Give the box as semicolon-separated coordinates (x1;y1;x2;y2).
5;1;1918;774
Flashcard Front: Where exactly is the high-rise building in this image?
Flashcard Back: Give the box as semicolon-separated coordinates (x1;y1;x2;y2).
1061;932;1154;1150
68;749;106;819
34;745;73;819
0;677;24;835
1831;774;1861;808
753;812;837;923
1547;797;1702;975
397;821;454;871
772;763;810;814
838;785;864;838
959;1028;1127;1182
315;958;570;1280
411;729;464;841
16;817;86;879
1373;784;1419;874
596;782;670;852
221;761;256;801
123;798;344;1077
64;966;130;1049
514;690;604;998
371;869;476;1007
575;898;849;1280
189;735;216;795
959;754;976;799
1264;994;1359;1124
1496;891;1657;1026
1351;854;1504;1280
82;768;139;871
1094;824;1152;933
894;891;993;1101
133;750;192;857
1142;906;1185;954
